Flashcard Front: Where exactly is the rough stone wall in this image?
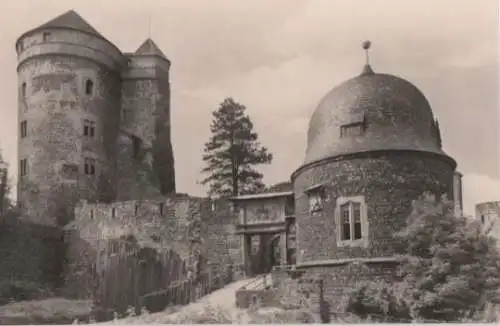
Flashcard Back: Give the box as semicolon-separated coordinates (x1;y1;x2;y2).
202;199;243;274
120;62;175;196
476;201;500;243
18;50;121;225
293;151;455;263
0;217;64;289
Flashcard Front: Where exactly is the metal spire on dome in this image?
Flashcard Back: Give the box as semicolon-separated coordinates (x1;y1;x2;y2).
360;40;374;76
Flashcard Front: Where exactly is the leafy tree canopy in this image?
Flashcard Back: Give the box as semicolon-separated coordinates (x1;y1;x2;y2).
345;192;500;322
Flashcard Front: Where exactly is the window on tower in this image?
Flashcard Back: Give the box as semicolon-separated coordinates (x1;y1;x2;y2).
42;31;51;42
84;157;96;176
21;82;27;97
20;159;28;176
84;79;94;96
20;120;27;138
336;196;368;247
83;119;96;138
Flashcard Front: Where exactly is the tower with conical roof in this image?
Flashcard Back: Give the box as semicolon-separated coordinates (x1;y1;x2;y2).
16;10;176;225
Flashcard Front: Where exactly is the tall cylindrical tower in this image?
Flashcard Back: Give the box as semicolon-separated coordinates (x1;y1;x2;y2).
16;10;125;226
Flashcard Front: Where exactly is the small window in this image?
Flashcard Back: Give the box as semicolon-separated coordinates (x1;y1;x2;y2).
84;157;96;176
158;203;163;216
111;207;116;219
90;209;94;220
20;159;28;176
339;201;363;241
131;135;141;159
84;79;94;96
481;215;485;224
83;119;96;138
42;31;51;42
20;120;27;138
340;123;364;137
21;82;27;97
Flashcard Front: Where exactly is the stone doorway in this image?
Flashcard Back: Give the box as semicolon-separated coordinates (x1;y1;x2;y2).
248;233;282;276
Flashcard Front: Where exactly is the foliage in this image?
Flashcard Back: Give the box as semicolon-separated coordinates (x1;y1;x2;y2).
0;280;54;306
345;192;500;322
200;98;273;197
0;150;12;215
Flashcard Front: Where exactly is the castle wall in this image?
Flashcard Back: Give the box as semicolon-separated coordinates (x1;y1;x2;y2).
238;197;289;224
476;201;500;243
17;29;122;225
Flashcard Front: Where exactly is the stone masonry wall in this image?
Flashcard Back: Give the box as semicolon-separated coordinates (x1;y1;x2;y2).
293;151;455;263
18;53;121;225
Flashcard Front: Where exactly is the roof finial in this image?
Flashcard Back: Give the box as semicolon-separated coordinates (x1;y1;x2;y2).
360;40;374;76
148;12;152;39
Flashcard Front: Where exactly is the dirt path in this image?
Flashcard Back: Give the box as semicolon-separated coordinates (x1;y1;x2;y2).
107;277;257;324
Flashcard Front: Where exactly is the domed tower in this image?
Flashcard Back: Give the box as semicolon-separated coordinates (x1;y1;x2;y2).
16;10;124;226
291;42;458;303
118;38;176;200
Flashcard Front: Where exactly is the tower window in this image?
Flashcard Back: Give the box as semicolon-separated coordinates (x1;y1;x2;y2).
84;157;96;175
111;207;116;219
131;135;141;159
340;123;365;137
90;209;94;220
481;215;485;224
134;204;139;216
20;159;28;176
21;82;27;97
83;119;96;138
84;79;94;96
42;31;51;42
158;203;163;216
339;201;363;241
20;120;27;138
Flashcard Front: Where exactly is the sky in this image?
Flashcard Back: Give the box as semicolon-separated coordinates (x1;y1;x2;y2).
0;0;498;216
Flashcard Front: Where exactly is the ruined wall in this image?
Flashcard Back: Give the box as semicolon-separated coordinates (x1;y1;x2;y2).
17;28;122;225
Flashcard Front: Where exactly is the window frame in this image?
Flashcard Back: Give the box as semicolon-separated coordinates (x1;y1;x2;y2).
84;79;94;96
335;196;369;247
83;119;96;138
20;120;27;138
20;158;28;177
83;157;96;176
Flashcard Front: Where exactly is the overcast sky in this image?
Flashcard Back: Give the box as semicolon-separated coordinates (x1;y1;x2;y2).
0;0;498;216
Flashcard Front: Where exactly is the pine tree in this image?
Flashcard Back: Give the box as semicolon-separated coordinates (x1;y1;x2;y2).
201;98;273;197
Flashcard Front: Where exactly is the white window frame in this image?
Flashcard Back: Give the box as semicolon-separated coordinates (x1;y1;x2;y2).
335;196;369;248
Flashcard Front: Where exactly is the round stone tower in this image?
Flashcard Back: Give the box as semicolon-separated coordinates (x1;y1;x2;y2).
291;45;457;305
16;10;124;225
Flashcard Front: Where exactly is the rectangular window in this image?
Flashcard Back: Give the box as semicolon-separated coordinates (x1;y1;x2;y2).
20;159;28;176
83;120;96;138
90;209;94;220
135;204;139;216
341;204;350;240
158;203;163;216
84;158;96;176
353;203;362;240
111;207;116;219
131;135;141;159
20;120;27;138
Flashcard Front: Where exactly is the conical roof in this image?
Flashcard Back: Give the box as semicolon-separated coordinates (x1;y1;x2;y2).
135;38;168;60
19;10;104;41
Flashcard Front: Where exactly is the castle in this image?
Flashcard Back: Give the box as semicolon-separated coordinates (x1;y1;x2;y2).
16;10;175;226
13;10;466;311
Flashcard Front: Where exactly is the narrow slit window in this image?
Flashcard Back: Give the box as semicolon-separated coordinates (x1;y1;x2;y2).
85;79;94;96
111;207;116;219
90;209;94;220
158;203;163;216
20;159;28;176
20;120;27;138
21;83;27;97
84;158;96;176
135;204;139;216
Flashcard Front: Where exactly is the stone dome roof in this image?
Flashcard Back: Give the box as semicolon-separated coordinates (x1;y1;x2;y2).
303;64;445;165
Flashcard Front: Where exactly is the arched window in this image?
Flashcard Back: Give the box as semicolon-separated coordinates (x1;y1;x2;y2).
85;79;94;96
